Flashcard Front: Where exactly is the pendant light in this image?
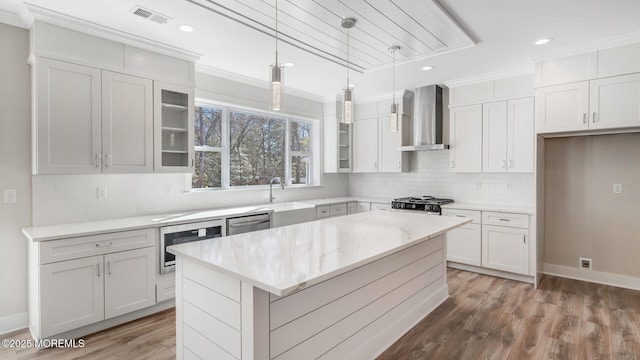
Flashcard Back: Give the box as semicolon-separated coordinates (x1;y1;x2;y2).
341;18;356;124
389;46;400;132
271;0;283;111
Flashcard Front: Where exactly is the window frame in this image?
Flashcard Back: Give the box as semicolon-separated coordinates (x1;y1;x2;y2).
192;99;318;191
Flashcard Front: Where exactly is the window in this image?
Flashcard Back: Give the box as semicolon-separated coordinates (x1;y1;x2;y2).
192;102;316;189
193;106;222;188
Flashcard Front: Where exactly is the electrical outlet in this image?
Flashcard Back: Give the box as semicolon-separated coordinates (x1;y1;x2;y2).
97;186;107;200
3;189;16;204
613;183;623;194
506;181;512;190
579;257;592;270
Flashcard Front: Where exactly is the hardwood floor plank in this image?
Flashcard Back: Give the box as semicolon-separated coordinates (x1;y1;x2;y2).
550;311;582;345
507;301;556;359
578;321;612;360
551;279;585;345
622;288;640;313
584;281;612;327
504;282;536;320
534;275;564;304
463;279;519;334
610;309;640;360
544;338;578;360
428;329;488;360
608;285;626;311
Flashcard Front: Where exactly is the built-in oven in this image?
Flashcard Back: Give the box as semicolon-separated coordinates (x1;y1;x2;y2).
160;219;224;274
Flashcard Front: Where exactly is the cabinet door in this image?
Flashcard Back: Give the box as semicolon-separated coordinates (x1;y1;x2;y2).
482;225;529;275
507;97;534;172
446;224;481;266
40;255;104;337
482;101;507;173
356;202;371;213
450;105;482;172
104;247;156;319
535;82;589;133
102;71;153;173
352;117;378;172
154;81;195;172
347;202;357;215
36;57;102;174
378;116;405;173
590;73;640;130
329;203;347;217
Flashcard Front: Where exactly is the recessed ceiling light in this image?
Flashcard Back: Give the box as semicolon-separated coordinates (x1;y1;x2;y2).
422;65;434;71
283;62;295;67
535;38;551;45
178;24;194;32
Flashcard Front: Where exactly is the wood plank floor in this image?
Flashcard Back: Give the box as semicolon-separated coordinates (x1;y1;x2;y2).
2;269;640;359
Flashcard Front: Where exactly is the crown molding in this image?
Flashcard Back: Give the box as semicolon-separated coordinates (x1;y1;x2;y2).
529;31;640;63
443;65;534;88
196;63;323;103
24;3;202;62
0;8;28;28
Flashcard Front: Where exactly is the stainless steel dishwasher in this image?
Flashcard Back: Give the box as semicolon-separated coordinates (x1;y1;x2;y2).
226;213;271;235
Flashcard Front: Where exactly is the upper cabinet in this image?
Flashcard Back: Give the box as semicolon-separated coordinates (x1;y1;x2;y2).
536;74;640;134
35;58;153;174
30;21;198;175
449;104;482;172
351;92;411;173
324;96;352;173
534;44;640;135
483;98;534;173
154;82;195;172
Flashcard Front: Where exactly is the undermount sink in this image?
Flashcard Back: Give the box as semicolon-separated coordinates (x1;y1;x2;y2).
265;202;315;212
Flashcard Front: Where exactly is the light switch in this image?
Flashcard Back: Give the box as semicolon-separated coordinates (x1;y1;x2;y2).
3;189;16;204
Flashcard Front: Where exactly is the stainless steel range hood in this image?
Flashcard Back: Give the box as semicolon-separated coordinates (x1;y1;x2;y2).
398;85;448;151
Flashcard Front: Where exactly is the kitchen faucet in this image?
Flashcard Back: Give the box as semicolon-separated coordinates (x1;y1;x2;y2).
269;177;284;204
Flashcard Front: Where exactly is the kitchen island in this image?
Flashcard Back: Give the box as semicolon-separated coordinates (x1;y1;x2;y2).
168;210;470;360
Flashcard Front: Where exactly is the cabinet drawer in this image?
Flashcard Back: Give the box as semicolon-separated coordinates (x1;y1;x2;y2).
371;203;391;211
442;209;481;224
316;205;330;219
330;203;347;217
40;228;156;264
482;211;529;229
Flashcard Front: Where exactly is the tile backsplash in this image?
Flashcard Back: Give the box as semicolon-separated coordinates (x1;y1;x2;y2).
348;151;535;205
32;173;349;226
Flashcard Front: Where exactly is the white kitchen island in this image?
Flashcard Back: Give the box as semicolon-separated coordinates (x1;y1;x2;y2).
168;210;470;360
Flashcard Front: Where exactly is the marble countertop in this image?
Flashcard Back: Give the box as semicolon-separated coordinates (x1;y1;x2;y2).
298;196;391;206
442;202;535;215
168;210;471;296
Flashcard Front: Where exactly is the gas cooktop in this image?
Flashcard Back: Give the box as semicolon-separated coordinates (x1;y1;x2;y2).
391;196;454;214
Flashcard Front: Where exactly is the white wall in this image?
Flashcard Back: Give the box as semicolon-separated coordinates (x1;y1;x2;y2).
348;150;535;205
0;23;31;334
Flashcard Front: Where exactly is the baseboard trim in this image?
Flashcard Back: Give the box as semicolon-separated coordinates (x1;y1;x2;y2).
0;312;29;336
543;263;640;291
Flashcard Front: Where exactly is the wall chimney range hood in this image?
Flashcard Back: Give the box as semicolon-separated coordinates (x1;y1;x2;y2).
398;85;448;151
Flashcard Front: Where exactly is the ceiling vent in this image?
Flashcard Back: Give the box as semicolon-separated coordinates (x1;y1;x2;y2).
130;5;171;24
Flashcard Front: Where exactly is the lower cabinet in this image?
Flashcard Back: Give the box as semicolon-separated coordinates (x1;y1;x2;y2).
444;209;530;277
32;229;157;339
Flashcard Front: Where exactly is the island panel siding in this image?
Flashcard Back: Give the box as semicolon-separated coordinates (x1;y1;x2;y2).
176;235;448;360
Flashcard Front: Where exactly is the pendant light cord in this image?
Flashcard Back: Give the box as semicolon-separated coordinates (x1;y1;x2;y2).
392;48;396;105
275;0;279;66
346;25;350;89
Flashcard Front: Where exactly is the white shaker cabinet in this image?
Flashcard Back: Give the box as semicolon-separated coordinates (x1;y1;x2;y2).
535;82;590;133
154;82;195;172
352;117;378;173
449;104;482;172
481;211;529;275
35;57;102;174
35;57;154;174
443;209;481;266
104;247;156;319
101;71;154;173
589;73;640;130
483;98;534;173
536;73;640;134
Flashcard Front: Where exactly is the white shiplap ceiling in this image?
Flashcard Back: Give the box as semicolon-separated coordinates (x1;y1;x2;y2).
2;0;640;101
187;0;474;72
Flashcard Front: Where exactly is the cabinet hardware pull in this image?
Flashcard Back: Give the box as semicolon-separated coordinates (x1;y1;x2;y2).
502;160;506;168
456;215;466;217
583;113;587;124
592;112;597;123
104;154;110;168
499;218;511;222
97;263;101;277
95;154;100;167
523;235;527;244
450;160;454;168
191;158;194;167
107;261;112;275
508;159;513;168
95;242;112;247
